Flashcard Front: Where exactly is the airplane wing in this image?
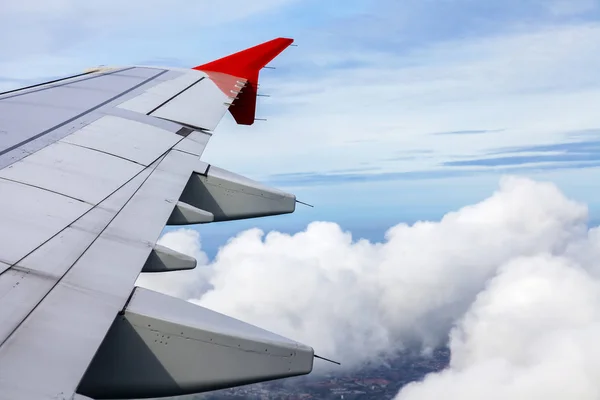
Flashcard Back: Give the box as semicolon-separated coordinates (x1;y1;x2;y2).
0;38;314;400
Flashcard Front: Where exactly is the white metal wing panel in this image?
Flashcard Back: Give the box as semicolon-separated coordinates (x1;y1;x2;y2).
60;116;181;166
0;179;91;265
149;77;233;131
0;167;154;351
0;228;96;343
117;71;206;114
0;142;144;204
0;150;198;400
0;265;130;400
0;229;98;350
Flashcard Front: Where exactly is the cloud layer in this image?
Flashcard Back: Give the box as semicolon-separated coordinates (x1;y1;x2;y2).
138;176;600;397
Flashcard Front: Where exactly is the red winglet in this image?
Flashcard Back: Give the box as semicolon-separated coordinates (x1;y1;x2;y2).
193;37;294;125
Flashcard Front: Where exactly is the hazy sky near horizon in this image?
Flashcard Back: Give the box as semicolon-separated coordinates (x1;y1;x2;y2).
4;2;600;398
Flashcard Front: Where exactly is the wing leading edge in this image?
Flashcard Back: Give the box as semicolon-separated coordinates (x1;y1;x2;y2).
0;38;315;400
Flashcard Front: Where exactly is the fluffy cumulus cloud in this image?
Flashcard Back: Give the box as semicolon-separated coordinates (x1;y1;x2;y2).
396;256;600;399
137;176;600;397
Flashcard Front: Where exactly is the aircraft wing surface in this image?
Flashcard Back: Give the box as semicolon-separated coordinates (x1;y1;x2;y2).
0;38;314;400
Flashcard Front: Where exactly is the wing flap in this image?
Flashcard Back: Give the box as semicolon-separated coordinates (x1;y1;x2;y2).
77;287;313;399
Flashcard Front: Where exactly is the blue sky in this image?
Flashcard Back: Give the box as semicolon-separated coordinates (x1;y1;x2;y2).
2;0;600;257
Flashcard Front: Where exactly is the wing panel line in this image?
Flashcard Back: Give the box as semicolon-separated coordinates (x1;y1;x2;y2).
0;69;169;158
0;176;93;205
61;141;147;167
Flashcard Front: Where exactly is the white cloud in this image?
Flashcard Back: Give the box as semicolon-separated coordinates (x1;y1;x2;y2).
138;176;600;398
395;254;600;399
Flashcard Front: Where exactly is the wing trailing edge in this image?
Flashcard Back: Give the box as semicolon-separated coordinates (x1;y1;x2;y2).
193;37;294;125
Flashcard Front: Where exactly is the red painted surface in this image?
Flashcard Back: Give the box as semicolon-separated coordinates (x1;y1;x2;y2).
193;38;294;125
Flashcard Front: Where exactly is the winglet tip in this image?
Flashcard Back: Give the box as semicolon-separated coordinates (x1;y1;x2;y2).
192;37;295;126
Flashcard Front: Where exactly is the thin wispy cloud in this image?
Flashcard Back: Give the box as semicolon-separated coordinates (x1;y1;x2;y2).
566;128;600;138
266;170;476;187
432;129;504;136
443;130;600;169
445;154;600;167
